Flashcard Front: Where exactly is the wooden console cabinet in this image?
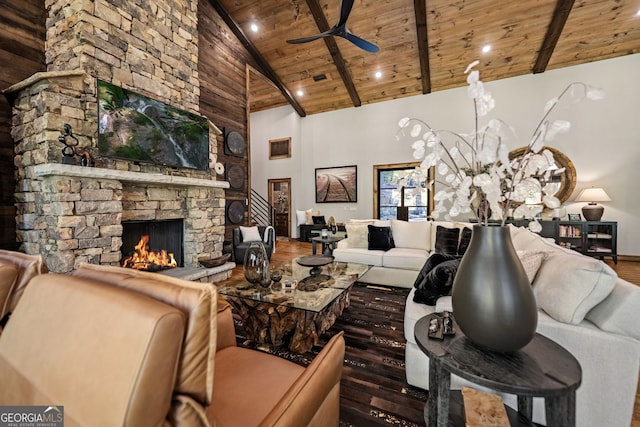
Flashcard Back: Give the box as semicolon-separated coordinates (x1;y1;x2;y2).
539;220;617;263
275;212;289;237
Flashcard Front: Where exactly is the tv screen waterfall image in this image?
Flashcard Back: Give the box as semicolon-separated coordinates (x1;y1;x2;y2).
98;80;209;170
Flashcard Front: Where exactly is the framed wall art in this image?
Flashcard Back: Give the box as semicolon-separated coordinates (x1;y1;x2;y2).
315;165;357;203
269;137;291;159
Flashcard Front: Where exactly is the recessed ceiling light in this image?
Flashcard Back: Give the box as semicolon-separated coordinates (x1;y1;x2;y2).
636;9;640;16
296;90;304;97
250;23;259;33
374;71;383;79
481;44;491;54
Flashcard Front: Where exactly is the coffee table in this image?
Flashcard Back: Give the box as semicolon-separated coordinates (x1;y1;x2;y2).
218;259;370;353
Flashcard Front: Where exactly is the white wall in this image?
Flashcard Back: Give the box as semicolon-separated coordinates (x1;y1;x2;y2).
250;54;640;256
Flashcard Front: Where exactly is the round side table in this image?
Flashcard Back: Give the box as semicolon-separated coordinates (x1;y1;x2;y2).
414;314;582;427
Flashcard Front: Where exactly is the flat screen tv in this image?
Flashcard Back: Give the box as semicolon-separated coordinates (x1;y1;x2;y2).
97;80;210;170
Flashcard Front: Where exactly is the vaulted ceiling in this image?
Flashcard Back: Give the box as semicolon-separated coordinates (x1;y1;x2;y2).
212;0;640;117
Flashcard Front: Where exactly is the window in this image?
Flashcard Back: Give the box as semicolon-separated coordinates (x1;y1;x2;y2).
373;163;433;221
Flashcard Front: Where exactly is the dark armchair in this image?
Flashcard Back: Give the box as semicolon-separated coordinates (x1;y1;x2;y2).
232;226;275;263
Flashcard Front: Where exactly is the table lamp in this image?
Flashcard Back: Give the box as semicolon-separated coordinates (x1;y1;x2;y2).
575;187;611;221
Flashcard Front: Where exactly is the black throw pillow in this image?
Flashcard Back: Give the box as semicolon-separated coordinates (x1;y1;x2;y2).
312;215;326;224
435;226;460;255
457;227;472;255
368;225;395;251
413;259;461;305
413;253;461;305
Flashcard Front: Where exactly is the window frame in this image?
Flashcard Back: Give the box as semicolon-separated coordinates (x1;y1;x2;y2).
373;162;434;221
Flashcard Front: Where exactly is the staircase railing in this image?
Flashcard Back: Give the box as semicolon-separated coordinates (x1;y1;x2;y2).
250;188;275;226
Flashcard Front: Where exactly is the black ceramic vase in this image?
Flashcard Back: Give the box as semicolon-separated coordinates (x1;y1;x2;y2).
451;225;537;352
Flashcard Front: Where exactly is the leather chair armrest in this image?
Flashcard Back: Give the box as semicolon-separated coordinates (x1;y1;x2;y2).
258;332;345;427
216;297;237;350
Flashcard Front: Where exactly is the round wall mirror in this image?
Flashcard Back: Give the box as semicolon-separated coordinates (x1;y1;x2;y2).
508;146;577;204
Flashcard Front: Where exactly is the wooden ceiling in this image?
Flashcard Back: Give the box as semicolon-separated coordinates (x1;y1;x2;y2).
212;0;640;117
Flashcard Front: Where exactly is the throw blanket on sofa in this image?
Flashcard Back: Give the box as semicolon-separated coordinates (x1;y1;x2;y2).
413;253;461;305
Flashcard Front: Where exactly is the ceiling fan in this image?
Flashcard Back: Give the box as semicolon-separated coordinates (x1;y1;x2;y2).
286;0;379;53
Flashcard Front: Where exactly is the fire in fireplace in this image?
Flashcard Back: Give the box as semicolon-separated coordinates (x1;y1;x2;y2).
121;219;184;271
122;235;177;271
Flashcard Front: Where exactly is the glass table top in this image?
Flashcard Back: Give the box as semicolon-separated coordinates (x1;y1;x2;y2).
217;259;371;313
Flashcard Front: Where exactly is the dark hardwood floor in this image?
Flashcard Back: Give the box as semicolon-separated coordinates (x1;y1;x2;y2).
224;237;640;426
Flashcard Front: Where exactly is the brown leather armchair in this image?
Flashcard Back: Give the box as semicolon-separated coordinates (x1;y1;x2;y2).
0;261;345;426
0;249;47;332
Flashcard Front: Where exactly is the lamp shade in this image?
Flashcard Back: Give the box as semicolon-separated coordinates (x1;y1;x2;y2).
576;187;611;221
575;187;611;202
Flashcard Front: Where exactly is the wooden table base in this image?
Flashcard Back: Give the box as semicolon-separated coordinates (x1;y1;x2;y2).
224;288;351;353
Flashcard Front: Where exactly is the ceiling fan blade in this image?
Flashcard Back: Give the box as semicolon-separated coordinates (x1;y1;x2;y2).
337;0;355;28
286;28;336;45
343;32;379;53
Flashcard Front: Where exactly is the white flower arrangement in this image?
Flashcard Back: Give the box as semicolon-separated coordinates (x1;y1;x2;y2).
397;61;604;231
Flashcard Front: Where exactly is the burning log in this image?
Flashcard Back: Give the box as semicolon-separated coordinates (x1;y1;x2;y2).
122;235;177;271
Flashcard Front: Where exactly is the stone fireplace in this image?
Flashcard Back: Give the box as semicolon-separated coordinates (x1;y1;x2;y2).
1;1;233;279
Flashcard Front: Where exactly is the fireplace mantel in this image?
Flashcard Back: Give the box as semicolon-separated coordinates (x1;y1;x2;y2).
33;164;230;189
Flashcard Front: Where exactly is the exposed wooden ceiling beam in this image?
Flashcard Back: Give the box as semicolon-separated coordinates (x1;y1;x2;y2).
209;0;306;117
533;0;575;74
414;0;431;93
304;0;361;107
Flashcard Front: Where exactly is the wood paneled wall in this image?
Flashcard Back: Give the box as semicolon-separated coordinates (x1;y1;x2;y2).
198;0;258;241
0;0;46;250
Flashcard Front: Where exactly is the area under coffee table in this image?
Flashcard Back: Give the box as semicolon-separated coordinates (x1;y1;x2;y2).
218;259;370;353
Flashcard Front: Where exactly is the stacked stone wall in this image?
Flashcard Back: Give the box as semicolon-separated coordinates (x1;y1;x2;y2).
7;0;228;274
45;0;200;114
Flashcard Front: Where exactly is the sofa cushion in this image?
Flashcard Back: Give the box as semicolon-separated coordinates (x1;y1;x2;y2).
429;221;473;252
390;220;431;251
368;225;395;251
435;226;460;255
296;210;307;225
404;287;437;344
586;278;640;341
516;250;547;283
73;263;217;405
413;253;461;305
533;253;616;324
382;247;429;270
457;227;472;255
306;210;320;225
332;247;384;266
345;221;372;248
0;274;184;426
240;225;262;242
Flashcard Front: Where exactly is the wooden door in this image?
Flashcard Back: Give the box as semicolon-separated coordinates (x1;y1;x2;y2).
268;178;291;237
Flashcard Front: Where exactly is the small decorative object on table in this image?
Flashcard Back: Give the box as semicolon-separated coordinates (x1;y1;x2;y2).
397;61;603;352
427;312;455;340
296;255;333;277
270;269;282;283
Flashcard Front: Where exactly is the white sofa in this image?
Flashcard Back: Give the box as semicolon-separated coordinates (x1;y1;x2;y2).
403;224;640;427
333;219;472;288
